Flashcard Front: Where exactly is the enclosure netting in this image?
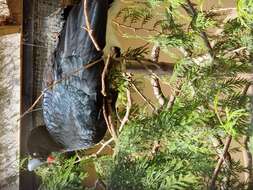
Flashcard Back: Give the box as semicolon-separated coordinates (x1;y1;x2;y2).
32;0;64;126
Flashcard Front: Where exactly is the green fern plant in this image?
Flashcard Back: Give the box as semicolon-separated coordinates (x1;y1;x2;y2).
29;0;252;189
93;0;253;189
34;154;86;190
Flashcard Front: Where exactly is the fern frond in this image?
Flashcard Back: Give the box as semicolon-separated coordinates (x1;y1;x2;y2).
123;43;149;58
117;6;153;26
221;77;250;90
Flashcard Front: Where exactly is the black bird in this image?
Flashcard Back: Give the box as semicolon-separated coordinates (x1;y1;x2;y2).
27;0;112;171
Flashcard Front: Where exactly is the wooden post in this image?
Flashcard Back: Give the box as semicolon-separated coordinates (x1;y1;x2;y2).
19;0;40;189
0;25;20;36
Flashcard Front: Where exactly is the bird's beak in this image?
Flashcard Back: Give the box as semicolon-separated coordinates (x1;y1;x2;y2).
27;158;45;171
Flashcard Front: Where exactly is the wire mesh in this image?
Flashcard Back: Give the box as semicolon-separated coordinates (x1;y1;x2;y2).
32;0;64;126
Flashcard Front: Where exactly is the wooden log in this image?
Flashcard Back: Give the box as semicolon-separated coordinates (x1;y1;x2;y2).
0;25;20;36
6;0;21;25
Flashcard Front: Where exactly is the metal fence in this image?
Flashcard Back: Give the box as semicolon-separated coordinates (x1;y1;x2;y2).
31;0;64;126
21;0;64;189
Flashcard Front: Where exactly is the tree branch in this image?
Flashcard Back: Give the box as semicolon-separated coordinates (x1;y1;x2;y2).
167;82;182;110
182;0;214;59
119;88;131;132
94;179;106;190
17;93;44;122
113;20;161;34
101;54;111;96
150;45;166;107
242;135;253;189
102;100;118;140
94;138;114;157
130;80;156;112
240;83;253;189
209;84;252;190
124;57;174;74
209;135;232;190
208;7;236;13
212;135;233;188
101;47;121;140
82;0;101;51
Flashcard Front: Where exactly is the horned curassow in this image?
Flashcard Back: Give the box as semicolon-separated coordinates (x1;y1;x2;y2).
27;0;113;171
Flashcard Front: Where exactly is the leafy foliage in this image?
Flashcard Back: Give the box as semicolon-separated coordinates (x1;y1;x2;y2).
237;0;253;26
93;0;253;189
35;154;86;190
33;0;252;189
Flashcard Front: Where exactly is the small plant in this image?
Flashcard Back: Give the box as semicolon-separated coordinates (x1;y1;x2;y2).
93;0;253;189
34;154;86;190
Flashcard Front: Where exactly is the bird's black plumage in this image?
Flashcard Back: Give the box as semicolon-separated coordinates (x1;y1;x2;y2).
28;0;110;158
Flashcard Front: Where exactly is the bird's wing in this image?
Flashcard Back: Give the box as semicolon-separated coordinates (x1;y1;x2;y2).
56;0;109;61
42;0;109;150
43;83;106;151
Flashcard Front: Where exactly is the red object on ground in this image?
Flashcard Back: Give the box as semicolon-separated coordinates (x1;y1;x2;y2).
47;155;55;164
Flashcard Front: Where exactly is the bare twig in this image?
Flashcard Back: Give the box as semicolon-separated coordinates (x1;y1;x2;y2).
167;83;182;110
75;151;82;161
101;54;111;96
212;135;233;188
151;73;165;105
113;20;161;34
17;107;43;122
94;179;106;190
209;7;236;13
74;139;114;163
117;49;242;74
94;138;114;157
150;45;166;107
214;136;233;165
133;59;176;92
102;102;113;135
103;99;118;140
101;47;121;140
182;0;214;59
17;93;44;122
124;45;246;72
100;50;119;140
17;58;103;121
151;140;161;156
46;57;103;90
167;94;176;110
209;135;232;190
26;108;43;114
229;46;247;54
82;0;101;51
119;88;132;132
22;42;48;49
240;83;253;189
107;103;118;138
125;57;174;75
242;136;253;189
151;45;160;67
115;108;123;123
130;81;156;112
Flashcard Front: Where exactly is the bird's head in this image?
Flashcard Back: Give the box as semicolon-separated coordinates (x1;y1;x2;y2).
27;125;64;171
